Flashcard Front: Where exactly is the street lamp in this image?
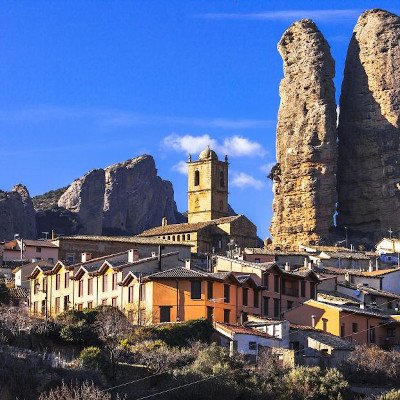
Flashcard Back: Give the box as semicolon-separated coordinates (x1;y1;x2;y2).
34;281;48;321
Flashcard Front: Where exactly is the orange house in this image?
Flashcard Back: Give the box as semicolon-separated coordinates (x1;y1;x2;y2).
284;299;400;348
120;267;262;324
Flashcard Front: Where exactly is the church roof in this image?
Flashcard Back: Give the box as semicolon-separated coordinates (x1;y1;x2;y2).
138;215;243;236
198;145;218;161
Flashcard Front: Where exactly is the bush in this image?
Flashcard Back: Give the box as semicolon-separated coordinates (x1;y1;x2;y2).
79;346;104;370
149;319;213;347
39;381;112;400
380;390;400;400
282;366;348;400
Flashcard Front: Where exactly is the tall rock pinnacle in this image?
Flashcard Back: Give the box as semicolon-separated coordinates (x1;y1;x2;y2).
337;9;400;238
270;19;337;250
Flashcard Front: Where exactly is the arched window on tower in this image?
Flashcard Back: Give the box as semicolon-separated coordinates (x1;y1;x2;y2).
220;171;225;187
194;170;200;186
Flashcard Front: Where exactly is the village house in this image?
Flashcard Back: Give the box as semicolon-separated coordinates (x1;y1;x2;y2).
284;299;400;348
240;248;309;267
13;260;53;288
120;266;261;324
214;256;320;319
1;239;59;266
52;235;191;265
29;249;182;318
376;238;400;265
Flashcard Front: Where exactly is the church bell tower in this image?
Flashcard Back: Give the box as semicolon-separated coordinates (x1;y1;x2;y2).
187;145;229;224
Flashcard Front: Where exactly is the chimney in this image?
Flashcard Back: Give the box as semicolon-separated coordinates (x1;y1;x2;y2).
185;259;191;269
51;230;55;240
162;217;168;227
81;252;92;262
304;258;308;268
311;315;316;328
284;262;290;272
368;260;374;272
128;249;140;263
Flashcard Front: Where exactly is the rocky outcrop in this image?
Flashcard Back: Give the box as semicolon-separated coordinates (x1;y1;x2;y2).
337;9;400;238
0;185;37;240
55;155;183;235
58;169;105;235
270;19;337;250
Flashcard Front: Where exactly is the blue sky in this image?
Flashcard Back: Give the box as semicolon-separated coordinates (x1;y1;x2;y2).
0;1;398;239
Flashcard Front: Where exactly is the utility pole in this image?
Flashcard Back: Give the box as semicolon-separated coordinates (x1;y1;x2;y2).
345;227;348;249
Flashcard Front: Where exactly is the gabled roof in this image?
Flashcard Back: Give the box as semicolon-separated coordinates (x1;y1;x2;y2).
337;282;400;300
145;267;210;280
215;322;276;339
29;264;54;279
138;215;243;237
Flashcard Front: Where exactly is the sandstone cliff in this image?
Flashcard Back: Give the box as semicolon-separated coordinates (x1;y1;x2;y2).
270;19;337;250
337;9;400;238
55;155;183;235
0;184;37;240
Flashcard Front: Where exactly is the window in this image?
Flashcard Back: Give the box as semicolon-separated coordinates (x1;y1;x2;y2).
287;300;293;310
352;322;358;333
177;235;181;241
55;274;60;290
187;234;191;240
219;200;224;211
64;272;69;288
128;286;134;303
263;297;269;317
340;323;345;338
224;284;230;303
300;281;306;297
34;279;39;294
102;299;108;306
160;306;171;323
220;171;225;187
77;304;83;311
207;281;213;300
242;288;249;306
36;247;42;253
263;273;269;289
249;342;257;351
370;326;376;343
206;306;214;322
41;300;46;316
88;278;93;295
55;297;60;314
273;299;280;318
224;309;230;323
172;236;175;241
33;301;38;316
112;297;117;308
255;258;261;263
112;273;118;291
78;280;83;297
87;301;93;309
191;281;201;300
42;277;47;292
194;170;200;186
63;295;69;311
387;327;396;338
322;318;328;332
388;300;393;309
102;275;108;292
66;254;75;264
274;275;280;293
310;282;316;299
254;289;259;308
140;284;146;301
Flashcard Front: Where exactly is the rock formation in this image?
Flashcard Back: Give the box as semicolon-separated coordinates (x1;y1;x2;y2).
55;155;184;235
337;9;400;238
270;19;337;250
0;184;37;240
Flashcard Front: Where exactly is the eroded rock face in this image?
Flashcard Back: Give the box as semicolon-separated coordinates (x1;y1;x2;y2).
270;19;337;250
0;184;37;240
337;9;400;237
57;155;182;235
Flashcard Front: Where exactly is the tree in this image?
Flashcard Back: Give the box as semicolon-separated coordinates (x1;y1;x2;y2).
39;381;112;400
79;346;104;370
93;307;131;379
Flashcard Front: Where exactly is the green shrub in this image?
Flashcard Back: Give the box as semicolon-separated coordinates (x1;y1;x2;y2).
79;346;103;370
149;319;213;347
380;390;400;400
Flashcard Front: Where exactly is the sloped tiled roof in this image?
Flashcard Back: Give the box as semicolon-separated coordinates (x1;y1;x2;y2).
337;282;400;300
146;267;209;279
138;215;242;236
215;322;275;339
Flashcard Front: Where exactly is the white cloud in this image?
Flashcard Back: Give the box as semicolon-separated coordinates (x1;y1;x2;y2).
172;160;188;175
197;9;361;22
231;172;264;190
260;162;277;174
163;134;218;155
163;134;266;158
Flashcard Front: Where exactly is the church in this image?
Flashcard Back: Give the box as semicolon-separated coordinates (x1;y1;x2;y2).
139;146;259;254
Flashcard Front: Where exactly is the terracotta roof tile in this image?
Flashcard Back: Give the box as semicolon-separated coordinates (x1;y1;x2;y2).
215;322;275;338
